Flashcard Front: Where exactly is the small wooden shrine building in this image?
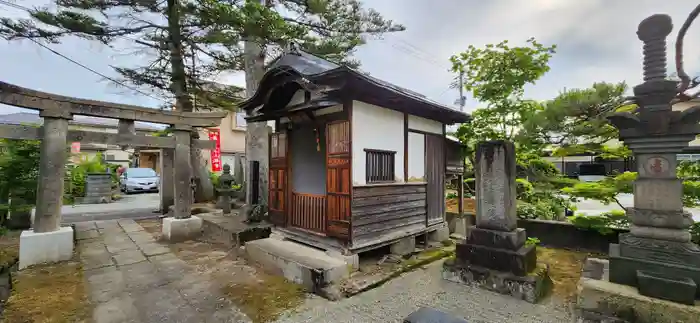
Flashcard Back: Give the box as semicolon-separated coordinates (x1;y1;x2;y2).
240;48;470;254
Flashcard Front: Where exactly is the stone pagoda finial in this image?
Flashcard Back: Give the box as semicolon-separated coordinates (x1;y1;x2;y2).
637;14;673;82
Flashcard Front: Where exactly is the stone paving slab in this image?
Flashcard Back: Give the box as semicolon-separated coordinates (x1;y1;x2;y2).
79;220;251;323
76;229;101;240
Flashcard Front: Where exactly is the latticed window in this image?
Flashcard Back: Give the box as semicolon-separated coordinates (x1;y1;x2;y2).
365;149;395;183
270;133;287;159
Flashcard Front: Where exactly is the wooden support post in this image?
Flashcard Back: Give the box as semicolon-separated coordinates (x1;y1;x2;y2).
173;126;193;219
457;174;464;217
34;110;72;233
159;148;175;215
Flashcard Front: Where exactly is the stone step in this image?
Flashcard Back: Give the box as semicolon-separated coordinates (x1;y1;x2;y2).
245;238;349;291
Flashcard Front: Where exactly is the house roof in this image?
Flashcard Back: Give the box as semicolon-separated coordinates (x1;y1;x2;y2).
0;112;164;131
240;49;471;125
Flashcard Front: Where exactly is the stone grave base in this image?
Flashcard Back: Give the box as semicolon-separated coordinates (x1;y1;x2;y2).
162;216;203;242
577;258;700;323
442;258;551;303
19;226;74;270
608;239;700;305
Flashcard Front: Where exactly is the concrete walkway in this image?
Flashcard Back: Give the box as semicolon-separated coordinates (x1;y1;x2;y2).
61;193;161;224
75;219;249;323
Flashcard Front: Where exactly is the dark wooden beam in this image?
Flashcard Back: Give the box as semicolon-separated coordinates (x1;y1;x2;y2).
404;113;409;182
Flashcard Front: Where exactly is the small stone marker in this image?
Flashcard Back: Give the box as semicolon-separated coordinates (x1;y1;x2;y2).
442;140;550;303
403;307;469;323
215;164;236;215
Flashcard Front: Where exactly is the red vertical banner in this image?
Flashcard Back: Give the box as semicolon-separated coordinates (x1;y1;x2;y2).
70;142;81;154
208;129;222;172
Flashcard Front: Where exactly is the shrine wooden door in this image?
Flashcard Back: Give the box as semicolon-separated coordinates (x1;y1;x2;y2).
269;132;288;226
326;121;351;240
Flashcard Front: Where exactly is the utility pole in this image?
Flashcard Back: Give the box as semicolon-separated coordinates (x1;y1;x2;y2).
458;68;465;112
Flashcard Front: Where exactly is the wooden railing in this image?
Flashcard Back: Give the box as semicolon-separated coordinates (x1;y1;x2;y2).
290;192;327;234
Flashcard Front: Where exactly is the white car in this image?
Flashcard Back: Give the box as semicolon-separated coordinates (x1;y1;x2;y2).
120;168;160;194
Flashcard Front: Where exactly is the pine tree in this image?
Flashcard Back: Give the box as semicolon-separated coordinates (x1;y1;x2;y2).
1;0;404;204
0;0;404;109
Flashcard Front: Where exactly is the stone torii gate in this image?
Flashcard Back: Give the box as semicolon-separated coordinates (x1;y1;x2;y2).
0;81;226;269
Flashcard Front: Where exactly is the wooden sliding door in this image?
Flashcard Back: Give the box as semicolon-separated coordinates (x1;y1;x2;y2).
326;120;351;240
269;132;288;226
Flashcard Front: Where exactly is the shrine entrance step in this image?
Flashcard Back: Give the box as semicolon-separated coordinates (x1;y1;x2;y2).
197;212;272;248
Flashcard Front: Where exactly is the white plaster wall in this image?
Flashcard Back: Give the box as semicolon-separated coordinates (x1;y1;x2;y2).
408;115;442;134
407;132;425;182
351;101;404;185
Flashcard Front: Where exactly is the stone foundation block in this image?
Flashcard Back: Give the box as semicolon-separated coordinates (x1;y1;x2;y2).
245;238;348;294
390;236;416;256
637;270;696;305
162;216;203;242
19;227;74;270
442;258;551;303
577;275;700;323
325;250;359;271
466;226;525;250
456;242;536;276
449;216;469;237
609;244;700;298
427;224;450;243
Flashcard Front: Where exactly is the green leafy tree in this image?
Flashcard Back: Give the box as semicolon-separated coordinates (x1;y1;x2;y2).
0;139;41;224
450;38;556;165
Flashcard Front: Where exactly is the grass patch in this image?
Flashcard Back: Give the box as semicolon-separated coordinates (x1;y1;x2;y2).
0;230;20;269
220;273;306;323
537;247;602;303
3;259;91;323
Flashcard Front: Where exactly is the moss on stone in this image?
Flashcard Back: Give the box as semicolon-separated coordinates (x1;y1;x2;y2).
0;231;20;271
220;272;306;323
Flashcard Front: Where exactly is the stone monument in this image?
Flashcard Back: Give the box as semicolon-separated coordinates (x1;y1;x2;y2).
216;164;235;215
443;140;551;303
576;13;700;323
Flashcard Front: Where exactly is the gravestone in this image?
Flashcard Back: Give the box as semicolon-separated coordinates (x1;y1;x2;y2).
442;140;551;303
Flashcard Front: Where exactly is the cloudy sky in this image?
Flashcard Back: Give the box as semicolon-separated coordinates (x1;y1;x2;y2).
1;0;700;115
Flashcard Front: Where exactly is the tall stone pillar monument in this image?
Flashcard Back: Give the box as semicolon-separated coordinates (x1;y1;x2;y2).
577;13;700;322
602;14;700;305
443;140;551;303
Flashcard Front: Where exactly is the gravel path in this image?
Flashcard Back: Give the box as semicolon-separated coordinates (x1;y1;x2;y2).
276;261;573;323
